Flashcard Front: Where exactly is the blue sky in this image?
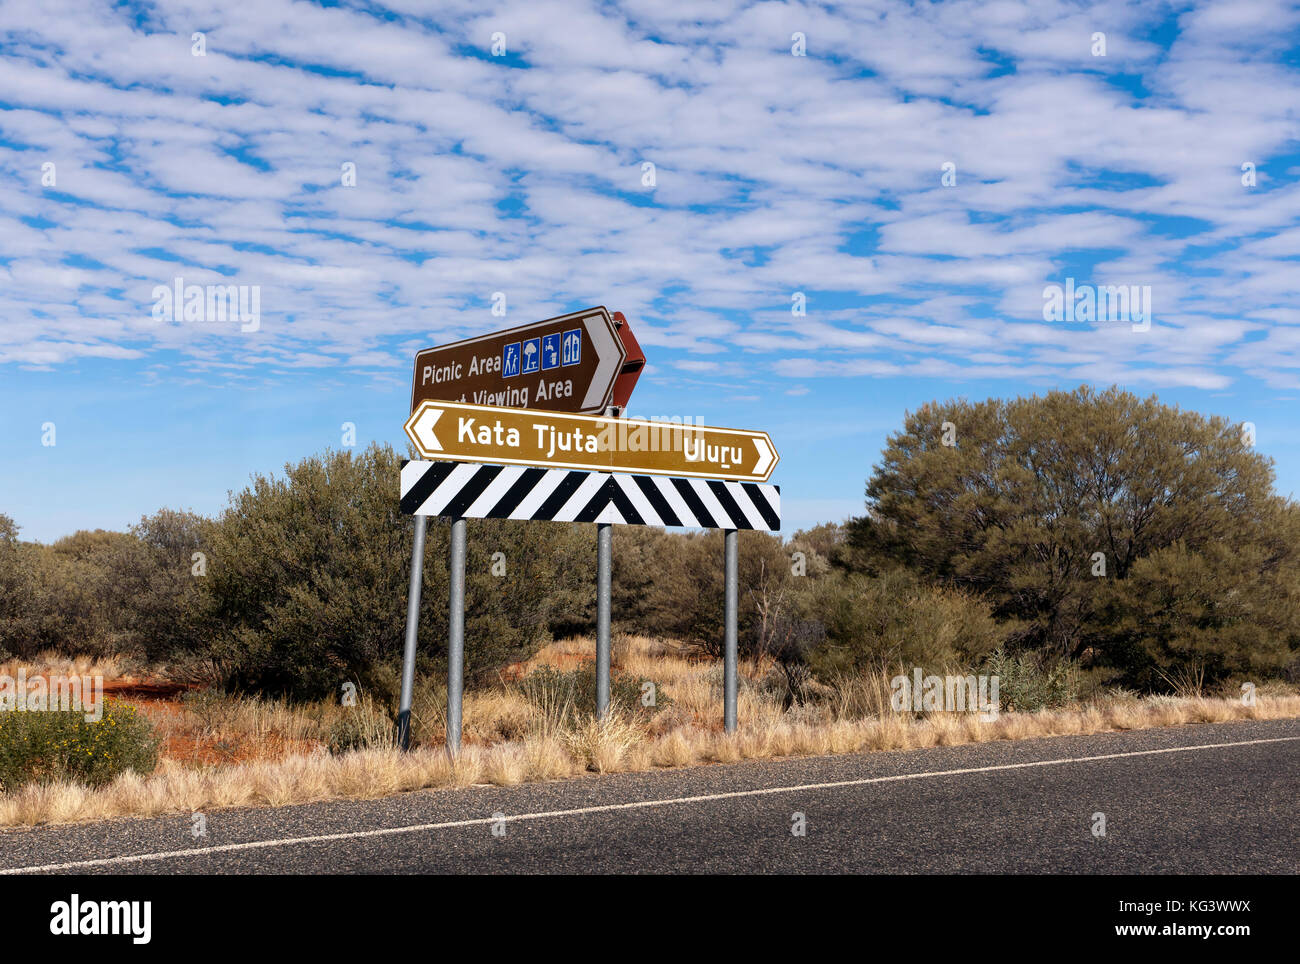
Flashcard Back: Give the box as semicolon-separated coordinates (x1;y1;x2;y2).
2;0;1299;542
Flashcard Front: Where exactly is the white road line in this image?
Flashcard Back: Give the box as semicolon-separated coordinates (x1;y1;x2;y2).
3;734;1296;874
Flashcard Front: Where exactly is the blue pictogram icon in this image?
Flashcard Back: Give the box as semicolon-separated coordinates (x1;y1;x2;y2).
503;342;521;377
562;328;582;366
521;337;541;374
542;333;561;370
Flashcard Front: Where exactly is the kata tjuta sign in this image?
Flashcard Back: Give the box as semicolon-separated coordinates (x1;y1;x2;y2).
404;400;779;483
410;306;629;415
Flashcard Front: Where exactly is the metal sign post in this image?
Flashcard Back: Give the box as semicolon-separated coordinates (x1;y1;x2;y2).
397;515;428;750
594;397;622;721
447;517;467;755
724;528;738;734
596;522;612;718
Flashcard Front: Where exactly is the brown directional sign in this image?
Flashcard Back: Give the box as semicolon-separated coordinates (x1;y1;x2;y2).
411;307;626;415
404;400;779;482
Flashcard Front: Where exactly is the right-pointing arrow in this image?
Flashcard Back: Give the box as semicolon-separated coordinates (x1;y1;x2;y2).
752;436;776;479
581;309;627;411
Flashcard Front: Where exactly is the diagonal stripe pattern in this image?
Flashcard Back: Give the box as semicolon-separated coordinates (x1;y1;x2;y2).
400;460;780;530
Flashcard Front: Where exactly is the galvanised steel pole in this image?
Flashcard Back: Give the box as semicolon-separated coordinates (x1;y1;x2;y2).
397;514;428;751
595;400;622;722
596;521;612;719
724;528;738;733
447;516;467;755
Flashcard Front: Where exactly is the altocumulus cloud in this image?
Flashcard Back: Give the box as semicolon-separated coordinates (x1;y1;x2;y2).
0;0;1297;395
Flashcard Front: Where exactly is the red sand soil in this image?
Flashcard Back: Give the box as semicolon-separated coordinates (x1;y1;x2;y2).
501;649;596;679
22;674;322;766
101;679;190;701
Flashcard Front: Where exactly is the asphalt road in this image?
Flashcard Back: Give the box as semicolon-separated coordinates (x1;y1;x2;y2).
2;717;1296;874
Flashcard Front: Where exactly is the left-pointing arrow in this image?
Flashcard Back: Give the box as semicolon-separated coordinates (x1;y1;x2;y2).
405;404;444;451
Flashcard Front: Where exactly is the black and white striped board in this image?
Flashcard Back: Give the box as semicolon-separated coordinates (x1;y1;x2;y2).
401;460;780;531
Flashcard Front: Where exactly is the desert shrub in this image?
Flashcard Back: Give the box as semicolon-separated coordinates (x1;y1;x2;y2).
751;613;827;708
461;517;594;680
178;687;254;737
609;527;708;641
0;526;125;659
326;694;397;754
786;522;845;577
0;515;209;662
116;510;214;663
803;569;1007;679
200;444;593;699
0;515;23;654
0;701;158;791
983;648;1080;712
613;528;797;656
1088;537;1300;690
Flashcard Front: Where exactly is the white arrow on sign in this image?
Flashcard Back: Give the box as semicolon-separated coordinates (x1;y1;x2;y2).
409;406;443;451
752;436;775;478
582;309;623;411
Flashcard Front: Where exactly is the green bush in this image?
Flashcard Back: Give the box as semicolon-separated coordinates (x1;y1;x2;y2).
0;701;159;791
0;513;211;662
612;526;796;655
117;510;213;663
0;515;24;654
326;695;398;754
983;648;1080;712
0;527;122;659
804;569;1007;679
200;444;595;698
1089;537;1300;689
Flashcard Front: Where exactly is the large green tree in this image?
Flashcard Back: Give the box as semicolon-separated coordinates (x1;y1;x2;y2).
849;386;1300;683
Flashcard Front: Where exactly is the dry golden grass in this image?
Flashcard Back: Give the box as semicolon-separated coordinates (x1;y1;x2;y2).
0;651;128;680
163;691;331;743
564;715;647;773
1;634;1298;829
